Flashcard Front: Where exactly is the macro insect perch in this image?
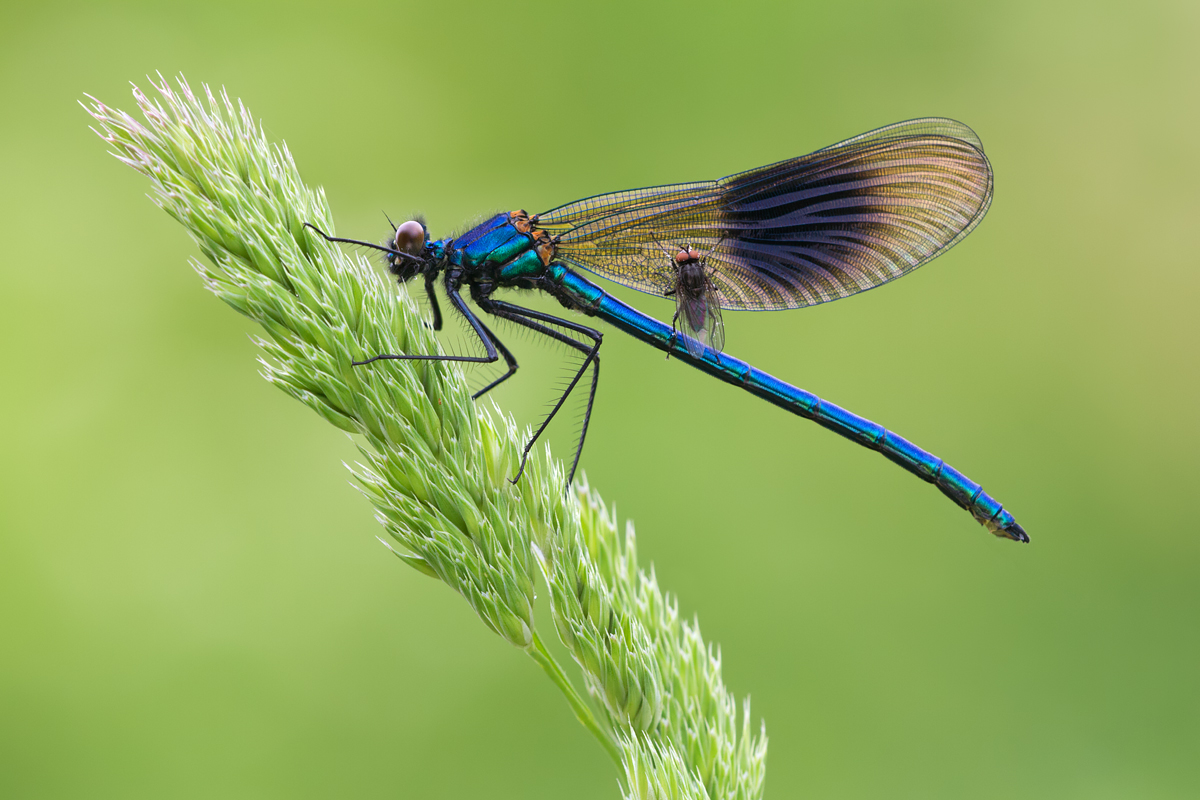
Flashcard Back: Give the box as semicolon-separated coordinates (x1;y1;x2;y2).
86;76;768;800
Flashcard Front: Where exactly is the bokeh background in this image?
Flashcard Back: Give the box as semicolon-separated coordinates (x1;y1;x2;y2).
2;0;1197;797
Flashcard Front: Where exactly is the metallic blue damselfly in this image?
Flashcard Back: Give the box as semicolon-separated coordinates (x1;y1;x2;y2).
307;118;1028;542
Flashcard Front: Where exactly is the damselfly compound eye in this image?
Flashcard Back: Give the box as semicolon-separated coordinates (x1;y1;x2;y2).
394;220;425;256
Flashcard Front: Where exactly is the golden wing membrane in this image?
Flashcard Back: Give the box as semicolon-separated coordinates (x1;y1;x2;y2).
538;118;993;311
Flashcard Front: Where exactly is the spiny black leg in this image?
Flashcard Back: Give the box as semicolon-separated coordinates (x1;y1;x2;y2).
303;222;422;268
561;345;600;487
470;315;519;400
484;299;603;351
423;274;443;331
484;305;598;486
479;298;603;487
666;307;683;361
354;284;499;366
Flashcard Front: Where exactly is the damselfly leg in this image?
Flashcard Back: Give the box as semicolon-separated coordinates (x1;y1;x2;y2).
476;297;602;485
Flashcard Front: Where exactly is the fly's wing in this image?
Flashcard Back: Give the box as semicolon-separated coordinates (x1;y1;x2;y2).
703;284;725;353
539;118;992;311
675;280;726;358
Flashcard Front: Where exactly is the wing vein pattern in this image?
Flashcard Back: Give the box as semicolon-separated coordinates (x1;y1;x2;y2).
538;118;993;311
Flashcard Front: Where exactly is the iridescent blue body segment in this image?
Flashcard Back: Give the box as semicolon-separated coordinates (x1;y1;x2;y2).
548;266;1026;541
448;212;553;282
451;213;527;271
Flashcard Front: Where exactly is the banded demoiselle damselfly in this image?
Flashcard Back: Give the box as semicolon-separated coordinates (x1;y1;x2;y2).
307;118;1028;542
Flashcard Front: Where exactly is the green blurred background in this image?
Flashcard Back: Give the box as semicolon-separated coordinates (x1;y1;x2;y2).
2;0;1197;797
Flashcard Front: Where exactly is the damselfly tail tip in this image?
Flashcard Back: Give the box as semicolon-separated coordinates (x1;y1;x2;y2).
1003;522;1030;543
983;514;1029;543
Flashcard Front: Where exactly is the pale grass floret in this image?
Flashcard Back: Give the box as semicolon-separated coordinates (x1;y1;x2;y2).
86;75;767;799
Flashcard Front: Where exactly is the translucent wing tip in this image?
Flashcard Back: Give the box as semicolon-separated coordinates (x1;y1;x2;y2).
838;116;988;154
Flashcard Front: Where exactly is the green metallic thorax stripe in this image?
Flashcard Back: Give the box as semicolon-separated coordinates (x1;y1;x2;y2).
497;250;548;281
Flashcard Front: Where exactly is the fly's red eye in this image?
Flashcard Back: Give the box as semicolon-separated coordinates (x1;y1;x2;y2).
394;220;425;256
674;249;692;265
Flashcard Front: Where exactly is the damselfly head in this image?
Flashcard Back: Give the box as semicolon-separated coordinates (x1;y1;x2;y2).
386;219;428;282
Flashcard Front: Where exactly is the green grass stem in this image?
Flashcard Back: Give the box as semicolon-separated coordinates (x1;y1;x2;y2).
86;75;767;800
